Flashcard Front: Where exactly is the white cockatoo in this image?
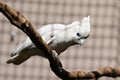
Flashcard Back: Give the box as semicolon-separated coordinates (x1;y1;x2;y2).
7;16;90;65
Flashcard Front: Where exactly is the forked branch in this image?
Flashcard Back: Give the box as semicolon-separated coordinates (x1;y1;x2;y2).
0;1;120;80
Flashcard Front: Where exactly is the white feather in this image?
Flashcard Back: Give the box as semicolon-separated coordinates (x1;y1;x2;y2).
7;16;90;65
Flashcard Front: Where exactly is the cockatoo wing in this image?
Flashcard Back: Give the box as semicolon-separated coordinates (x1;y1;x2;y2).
7;24;66;65
11;24;66;56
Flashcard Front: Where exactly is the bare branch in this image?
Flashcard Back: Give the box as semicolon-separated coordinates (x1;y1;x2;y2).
0;1;120;80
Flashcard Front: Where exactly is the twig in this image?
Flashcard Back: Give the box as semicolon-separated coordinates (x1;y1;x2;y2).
0;1;120;80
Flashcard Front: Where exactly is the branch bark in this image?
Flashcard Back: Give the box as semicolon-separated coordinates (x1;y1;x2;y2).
0;1;120;80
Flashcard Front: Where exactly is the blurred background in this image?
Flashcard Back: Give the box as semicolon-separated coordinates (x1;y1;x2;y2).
0;0;119;80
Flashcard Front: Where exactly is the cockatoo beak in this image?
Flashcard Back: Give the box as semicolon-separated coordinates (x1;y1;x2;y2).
79;39;85;45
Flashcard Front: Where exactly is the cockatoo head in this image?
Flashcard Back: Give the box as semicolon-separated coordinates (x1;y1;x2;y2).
67;16;90;46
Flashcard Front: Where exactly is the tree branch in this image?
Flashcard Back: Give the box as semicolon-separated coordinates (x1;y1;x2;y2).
0;1;120;80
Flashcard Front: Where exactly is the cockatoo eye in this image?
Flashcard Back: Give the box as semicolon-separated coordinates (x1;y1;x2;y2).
76;33;81;37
